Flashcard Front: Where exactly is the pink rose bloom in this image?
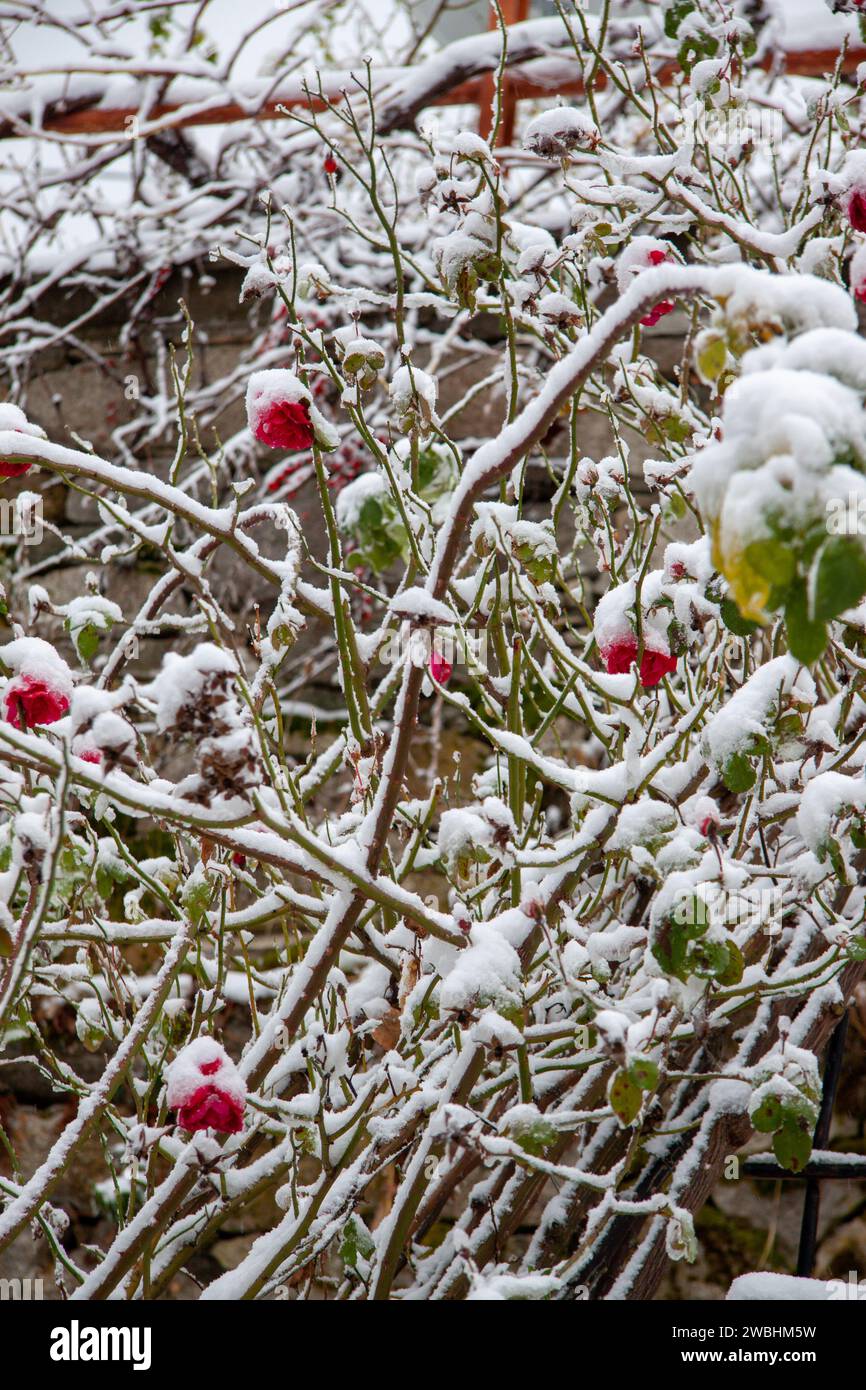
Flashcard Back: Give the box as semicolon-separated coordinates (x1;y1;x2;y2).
165;1037;246;1136
602;637;677;688
5;674;70;728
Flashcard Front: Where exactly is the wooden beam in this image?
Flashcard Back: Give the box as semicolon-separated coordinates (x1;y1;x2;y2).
477;0;531;146
1;46;863;141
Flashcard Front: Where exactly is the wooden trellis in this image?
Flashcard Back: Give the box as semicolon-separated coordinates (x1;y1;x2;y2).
1;9;864;145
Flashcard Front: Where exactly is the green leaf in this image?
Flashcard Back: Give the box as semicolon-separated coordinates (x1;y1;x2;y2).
359;497;382;528
608;1068;642;1125
695;333;728;384
722;751;756;794
743;539;796;590
75;623;101;664
716;940;744;987
673;893;709;938
773;1117;813;1174
514;1116;558;1155
651;918;690;981
785;587;828;665
720;596;759;637
812;536;866;623
629;1057;659;1092
823;836;848;886
752;1094;783;1133
690;938;729;981
339;1216;375;1270
664;0;695;40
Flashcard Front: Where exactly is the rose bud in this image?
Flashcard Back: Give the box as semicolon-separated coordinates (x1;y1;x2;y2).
430;650;452;685
165;1037;246;1135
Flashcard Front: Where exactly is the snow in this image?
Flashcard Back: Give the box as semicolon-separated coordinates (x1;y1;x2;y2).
1;637;73;696
390;365;438;413
522;105;600;156
0;404;45;441
2;0;866;1308
439;923;522;1013
797;771;864;854
164;1037;246;1109
702;657;798;772
389;587;452;624
727;1272;833;1301
149;643;238;733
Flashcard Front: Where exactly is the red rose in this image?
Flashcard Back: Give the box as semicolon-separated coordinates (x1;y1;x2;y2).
639;647;678;685
175;1082;245;1135
641;299;675;328
252;398;314;451
430;651;452;685
638;248;676;327
602;638;676;688
73;741;102;765
4;675;70;728
0;459;32;478
166;1038;246;1136
848;190;866;233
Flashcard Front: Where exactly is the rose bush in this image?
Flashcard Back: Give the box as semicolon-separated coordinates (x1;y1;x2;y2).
1;0;866;1306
